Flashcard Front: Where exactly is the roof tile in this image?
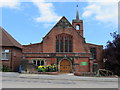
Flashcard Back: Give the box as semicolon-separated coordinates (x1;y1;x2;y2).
0;27;22;49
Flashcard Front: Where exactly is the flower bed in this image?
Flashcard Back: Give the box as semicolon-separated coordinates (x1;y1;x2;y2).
27;71;59;75
37;64;58;73
37;64;58;75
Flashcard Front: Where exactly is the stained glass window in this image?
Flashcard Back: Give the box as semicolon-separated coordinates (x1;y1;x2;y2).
69;40;72;52
56;34;73;52
56;40;59;52
60;40;63;52
65;40;68;52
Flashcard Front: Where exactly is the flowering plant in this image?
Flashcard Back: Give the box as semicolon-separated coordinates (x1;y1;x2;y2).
37;65;46;72
46;64;52;72
52;64;57;72
37;64;58;72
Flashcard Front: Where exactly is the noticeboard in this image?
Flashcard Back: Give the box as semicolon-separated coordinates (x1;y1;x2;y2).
81;62;87;66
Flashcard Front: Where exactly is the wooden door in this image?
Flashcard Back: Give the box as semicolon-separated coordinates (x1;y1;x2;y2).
60;59;71;73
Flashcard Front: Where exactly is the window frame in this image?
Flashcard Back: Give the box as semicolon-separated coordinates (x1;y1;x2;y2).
56;34;73;52
32;59;46;66
1;49;9;60
65;40;68;52
56;40;59;52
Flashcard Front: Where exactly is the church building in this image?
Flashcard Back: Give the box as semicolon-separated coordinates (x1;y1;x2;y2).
22;7;103;73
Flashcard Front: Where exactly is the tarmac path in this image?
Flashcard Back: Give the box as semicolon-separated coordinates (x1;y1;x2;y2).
1;72;119;88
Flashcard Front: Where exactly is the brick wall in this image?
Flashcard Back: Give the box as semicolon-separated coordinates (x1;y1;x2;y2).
74;57;90;72
86;43;104;69
1;46;22;72
23;43;43;53
42;27;89;53
12;47;22;71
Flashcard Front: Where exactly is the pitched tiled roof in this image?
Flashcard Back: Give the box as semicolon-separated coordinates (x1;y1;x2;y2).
0;27;22;49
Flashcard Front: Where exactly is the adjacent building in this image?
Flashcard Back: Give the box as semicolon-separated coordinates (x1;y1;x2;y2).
0;27;22;71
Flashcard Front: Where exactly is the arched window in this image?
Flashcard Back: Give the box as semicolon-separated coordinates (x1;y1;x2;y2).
60;39;63;52
56;33;73;52
33;60;36;65
33;59;46;66
56;40;59;52
37;60;40;66
69;39;72;52
41;60;44;65
76;25;80;30
65;39;68;52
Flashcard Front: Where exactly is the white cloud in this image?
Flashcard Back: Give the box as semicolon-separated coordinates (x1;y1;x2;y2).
82;2;118;25
31;0;61;23
0;0;20;8
43;23;55;28
0;0;61;28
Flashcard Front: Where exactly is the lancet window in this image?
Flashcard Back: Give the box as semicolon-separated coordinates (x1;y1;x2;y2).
56;34;73;52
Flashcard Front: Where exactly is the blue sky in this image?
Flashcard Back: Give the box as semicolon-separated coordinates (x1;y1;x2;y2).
0;0;118;47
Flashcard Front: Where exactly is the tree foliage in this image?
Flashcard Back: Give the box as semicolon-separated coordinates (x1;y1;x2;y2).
104;32;120;76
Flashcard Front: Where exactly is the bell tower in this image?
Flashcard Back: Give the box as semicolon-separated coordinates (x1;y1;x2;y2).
72;5;83;37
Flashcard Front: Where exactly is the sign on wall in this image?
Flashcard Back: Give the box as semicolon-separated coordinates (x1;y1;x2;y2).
81;62;87;66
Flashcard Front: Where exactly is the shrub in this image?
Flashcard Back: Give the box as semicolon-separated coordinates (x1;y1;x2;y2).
2;65;12;72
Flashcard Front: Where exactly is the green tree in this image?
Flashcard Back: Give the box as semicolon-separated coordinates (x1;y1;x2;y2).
104;32;120;76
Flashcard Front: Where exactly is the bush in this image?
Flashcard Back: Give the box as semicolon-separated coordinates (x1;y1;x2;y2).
2;65;12;72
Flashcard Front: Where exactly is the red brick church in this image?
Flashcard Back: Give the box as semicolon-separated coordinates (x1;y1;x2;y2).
1;7;103;73
22;8;103;73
